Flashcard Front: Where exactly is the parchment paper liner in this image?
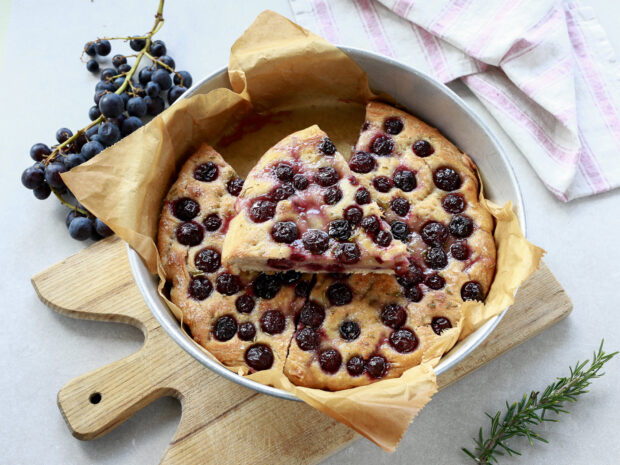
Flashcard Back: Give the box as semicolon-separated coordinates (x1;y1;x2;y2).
63;11;543;452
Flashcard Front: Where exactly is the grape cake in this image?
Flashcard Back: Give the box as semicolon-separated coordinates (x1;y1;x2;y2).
158;102;496;390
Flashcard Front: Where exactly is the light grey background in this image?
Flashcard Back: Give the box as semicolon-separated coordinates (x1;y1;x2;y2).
1;1;619;464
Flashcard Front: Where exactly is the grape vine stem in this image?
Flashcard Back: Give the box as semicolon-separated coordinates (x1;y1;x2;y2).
47;0;165;167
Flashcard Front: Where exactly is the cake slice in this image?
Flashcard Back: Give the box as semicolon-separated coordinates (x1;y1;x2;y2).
222;125;409;274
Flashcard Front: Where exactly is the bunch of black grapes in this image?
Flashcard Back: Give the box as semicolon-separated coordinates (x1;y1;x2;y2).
21;37;192;241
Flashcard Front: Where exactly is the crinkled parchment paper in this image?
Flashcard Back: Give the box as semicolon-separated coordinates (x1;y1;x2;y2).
63;10;543;452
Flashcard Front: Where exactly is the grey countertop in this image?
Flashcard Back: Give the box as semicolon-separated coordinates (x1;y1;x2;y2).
1;1;619;463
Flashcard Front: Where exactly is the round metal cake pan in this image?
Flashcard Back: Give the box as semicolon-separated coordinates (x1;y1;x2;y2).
127;47;526;402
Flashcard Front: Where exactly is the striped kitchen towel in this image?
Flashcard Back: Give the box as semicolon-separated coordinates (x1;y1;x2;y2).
289;0;620;201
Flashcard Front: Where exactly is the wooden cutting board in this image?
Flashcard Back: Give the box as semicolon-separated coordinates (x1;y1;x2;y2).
32;236;571;464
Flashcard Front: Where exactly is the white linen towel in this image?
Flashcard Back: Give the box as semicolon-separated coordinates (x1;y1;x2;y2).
289;0;620;201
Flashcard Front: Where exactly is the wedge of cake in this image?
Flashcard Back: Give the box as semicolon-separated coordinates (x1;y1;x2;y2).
222;125;409;275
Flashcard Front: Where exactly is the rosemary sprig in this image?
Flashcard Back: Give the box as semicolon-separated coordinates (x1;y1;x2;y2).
463;340;617;464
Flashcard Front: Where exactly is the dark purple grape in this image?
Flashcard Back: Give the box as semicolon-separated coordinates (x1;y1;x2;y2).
260;310;286;334
149;40;167;57
319;348;342;374
86;59;99;73
100;68;116;81
121;116;143;136
393;168;416;192
346;356;365;376
29;143;51;162
44;162;67;189
381;304;407;329
324;186;342;205
95;39;111;56
235;294;255;314
431;317;452;335
425;273;446;290
316;166;339;187
397;264;423;288
253;273;282;300
203;213;222;231
238;322;256;341
195;248;221;273
442;193;466;214
175;221;204;246
21;166;45;189
374;230;393;247
146;81;161;97
174;71;193;88
302;229;329;254
328;219;351;241
319;137;336;155
81;141;104;160
349;151;376;173
88;105;101;121
98;93;124;118
245;344;274;371
335;243;361;264
421;221;448;247
425;247;448;269
194;162;218;182
249;199;276;223
367;355;388;378
126;97;147;117
271;221;298;244
372;176;392;193
339;321;360;341
273;162;294;181
355;187;371;205
296;327;319;351
145;95;165;115
326;282;353;306
188;276;213;301
433;167;462;191
227;177;244;196
344;205;363;225
69;217;93;241
214;315;237;341
129;37;146;51
389;328;418;353
33;184;51;199
299;301;325;328
97;122;120;146
390;197;410;217
292;174;309;190
360;215;380;234
84;42;97;57
449;215;474;238
63;153;85;170
271;183;295;201
404;284;423;302
216;273;242;295
112;54;127;68
168;85;186;104
139;66;154;85
94;218;114;237
151;69;172;90
451;241;470;261
461;281;484;301
370;134;394;156
412;140;434;157
391;221;409;242
384;117;403;135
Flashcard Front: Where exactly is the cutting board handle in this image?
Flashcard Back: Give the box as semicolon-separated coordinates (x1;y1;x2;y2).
57;335;176;440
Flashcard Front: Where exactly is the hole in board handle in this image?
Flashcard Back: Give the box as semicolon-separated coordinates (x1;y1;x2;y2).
89;392;102;405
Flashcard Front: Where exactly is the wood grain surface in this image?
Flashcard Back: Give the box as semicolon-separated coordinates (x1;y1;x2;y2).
31;236;572;464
